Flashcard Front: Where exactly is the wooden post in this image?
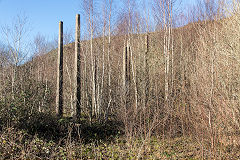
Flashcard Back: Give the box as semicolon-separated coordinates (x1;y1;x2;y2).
56;21;63;117
73;14;81;119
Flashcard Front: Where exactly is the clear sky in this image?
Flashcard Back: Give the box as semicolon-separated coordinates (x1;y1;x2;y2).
0;0;197;45
0;0;80;42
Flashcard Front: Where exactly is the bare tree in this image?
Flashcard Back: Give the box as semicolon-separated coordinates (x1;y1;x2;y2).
195;0;224;20
33;33;50;56
106;0;113;121
32;33;51;112
2;15;30;66
82;0;98;118
1;14;30;99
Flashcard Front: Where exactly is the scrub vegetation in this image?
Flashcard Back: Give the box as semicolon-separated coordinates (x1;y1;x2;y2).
1;0;240;159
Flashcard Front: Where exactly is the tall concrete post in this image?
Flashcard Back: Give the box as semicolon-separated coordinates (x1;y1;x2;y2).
73;14;81;119
56;21;63;117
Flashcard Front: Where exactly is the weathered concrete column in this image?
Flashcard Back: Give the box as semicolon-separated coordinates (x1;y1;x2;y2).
73;14;81;119
56;21;63;117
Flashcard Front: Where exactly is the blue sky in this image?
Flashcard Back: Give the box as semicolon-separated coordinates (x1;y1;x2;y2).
0;0;80;42
0;0;197;45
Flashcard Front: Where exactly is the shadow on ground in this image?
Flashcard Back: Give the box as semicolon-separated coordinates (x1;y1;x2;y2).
17;112;123;144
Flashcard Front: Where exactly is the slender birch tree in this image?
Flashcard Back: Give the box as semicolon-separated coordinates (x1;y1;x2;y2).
1;15;30;99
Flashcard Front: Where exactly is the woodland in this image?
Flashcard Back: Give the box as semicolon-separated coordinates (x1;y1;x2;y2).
0;0;240;159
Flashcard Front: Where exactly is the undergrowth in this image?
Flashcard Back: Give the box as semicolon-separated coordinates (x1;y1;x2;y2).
1;125;239;159
0;109;239;159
